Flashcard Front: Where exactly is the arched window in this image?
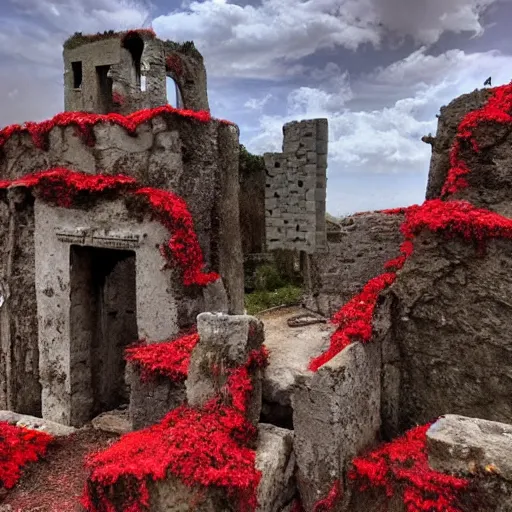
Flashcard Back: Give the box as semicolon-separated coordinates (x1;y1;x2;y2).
166;76;183;108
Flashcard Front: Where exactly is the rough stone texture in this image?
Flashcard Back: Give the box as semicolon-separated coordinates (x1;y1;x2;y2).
91;408;132;434
34;198;183;426
216;124;245;314
379;233;512;435
0;112;244;423
187;313;264;425
127;363;186;430
0;188;40;416
239;152;266;256
164;43;210;112
428;415;512;481
345;415;512;512
303;212;404;317
64;33;168;115
0;410;76;437
254;423;296;512
423;88;493;200
260;306;333;428
148;423;295;512
293;342;381;511
265;119;328;254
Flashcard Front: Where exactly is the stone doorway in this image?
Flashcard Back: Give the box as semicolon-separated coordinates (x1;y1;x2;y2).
69;245;138;426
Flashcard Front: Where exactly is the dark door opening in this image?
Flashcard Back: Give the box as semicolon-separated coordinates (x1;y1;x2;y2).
69;245;138;426
96;65;114;113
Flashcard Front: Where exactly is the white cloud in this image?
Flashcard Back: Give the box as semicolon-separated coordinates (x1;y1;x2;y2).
0;0;152;65
153;0;500;78
245;48;512;179
244;93;273;110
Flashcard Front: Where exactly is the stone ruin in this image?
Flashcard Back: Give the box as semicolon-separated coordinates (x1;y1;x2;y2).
1;27;512;512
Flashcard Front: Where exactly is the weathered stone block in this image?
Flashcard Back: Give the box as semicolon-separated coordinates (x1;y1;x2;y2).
428;415;512;481
186;313;264;424
293;342;381;511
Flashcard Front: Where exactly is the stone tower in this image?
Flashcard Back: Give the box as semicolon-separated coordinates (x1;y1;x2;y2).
62;30;209;114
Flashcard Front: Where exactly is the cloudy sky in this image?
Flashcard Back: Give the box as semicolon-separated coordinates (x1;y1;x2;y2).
1;0;511;215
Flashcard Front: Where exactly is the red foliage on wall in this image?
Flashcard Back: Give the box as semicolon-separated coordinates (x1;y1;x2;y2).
83;346;269;512
112;91;125;106
0;168;218;287
166;54;183;76
0;105;231;150
442;83;512;196
312;480;342;511
309;199;512;371
0;422;53;490
125;332;199;382
350;424;469;512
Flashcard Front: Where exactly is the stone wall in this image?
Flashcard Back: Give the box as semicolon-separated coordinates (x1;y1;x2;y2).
423;88;493;201
264;119;328;254
63;33;210;115
64;33;167;115
378;233;512;435
303;212;404;317
0;112;243;422
0;188;40;416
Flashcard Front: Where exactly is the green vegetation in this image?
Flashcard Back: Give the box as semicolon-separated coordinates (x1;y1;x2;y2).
163;40;203;60
245;285;303;315
239;144;265;174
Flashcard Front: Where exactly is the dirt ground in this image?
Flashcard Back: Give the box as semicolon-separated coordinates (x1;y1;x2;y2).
1;428;118;512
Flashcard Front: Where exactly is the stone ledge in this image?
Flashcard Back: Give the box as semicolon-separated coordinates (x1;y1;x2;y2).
427;414;512;481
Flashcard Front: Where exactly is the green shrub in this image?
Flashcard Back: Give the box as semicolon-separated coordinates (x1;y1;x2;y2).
253;264;285;292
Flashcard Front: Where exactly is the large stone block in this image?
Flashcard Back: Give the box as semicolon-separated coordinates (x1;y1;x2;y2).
293;342;381;511
428;415;512;481
382;234;512;432
186;313;264;425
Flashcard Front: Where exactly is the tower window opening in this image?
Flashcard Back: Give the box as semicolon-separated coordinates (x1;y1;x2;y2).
123;34;144;88
72;61;83;89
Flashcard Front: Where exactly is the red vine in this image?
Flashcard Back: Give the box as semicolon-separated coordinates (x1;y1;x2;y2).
0;105;232;150
125;332;199;382
166;54;183;76
83;346;269;512
349;424;469;512
310;199;512;371
442;83;512;196
0;168;218;287
0;422;53;490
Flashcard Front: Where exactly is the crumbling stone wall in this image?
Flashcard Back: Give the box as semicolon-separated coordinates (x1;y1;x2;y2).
377;233;512;436
64;32;167;115
264;119;328;254
423;88;492;200
0;188;40;416
239;145;266;256
164;41;210;112
303;212;404;317
63;32;210;115
0;113;244;423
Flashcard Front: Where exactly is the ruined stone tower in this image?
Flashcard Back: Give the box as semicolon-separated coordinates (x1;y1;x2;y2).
63;30;209;114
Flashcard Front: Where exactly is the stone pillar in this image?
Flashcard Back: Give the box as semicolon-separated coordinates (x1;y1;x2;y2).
292;342;381;511
186;312;264;425
264;118;328;254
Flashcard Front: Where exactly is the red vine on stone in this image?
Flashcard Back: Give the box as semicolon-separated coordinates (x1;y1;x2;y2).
125;332;199;382
442;83;512;196
166;54;183;76
82;346;269;512
349;424;469;512
0;168;218;287
0;422;53;490
309;199;512;371
0;105;232;150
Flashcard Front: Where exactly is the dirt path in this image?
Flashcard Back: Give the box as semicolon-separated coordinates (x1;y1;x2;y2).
1;428;118;512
